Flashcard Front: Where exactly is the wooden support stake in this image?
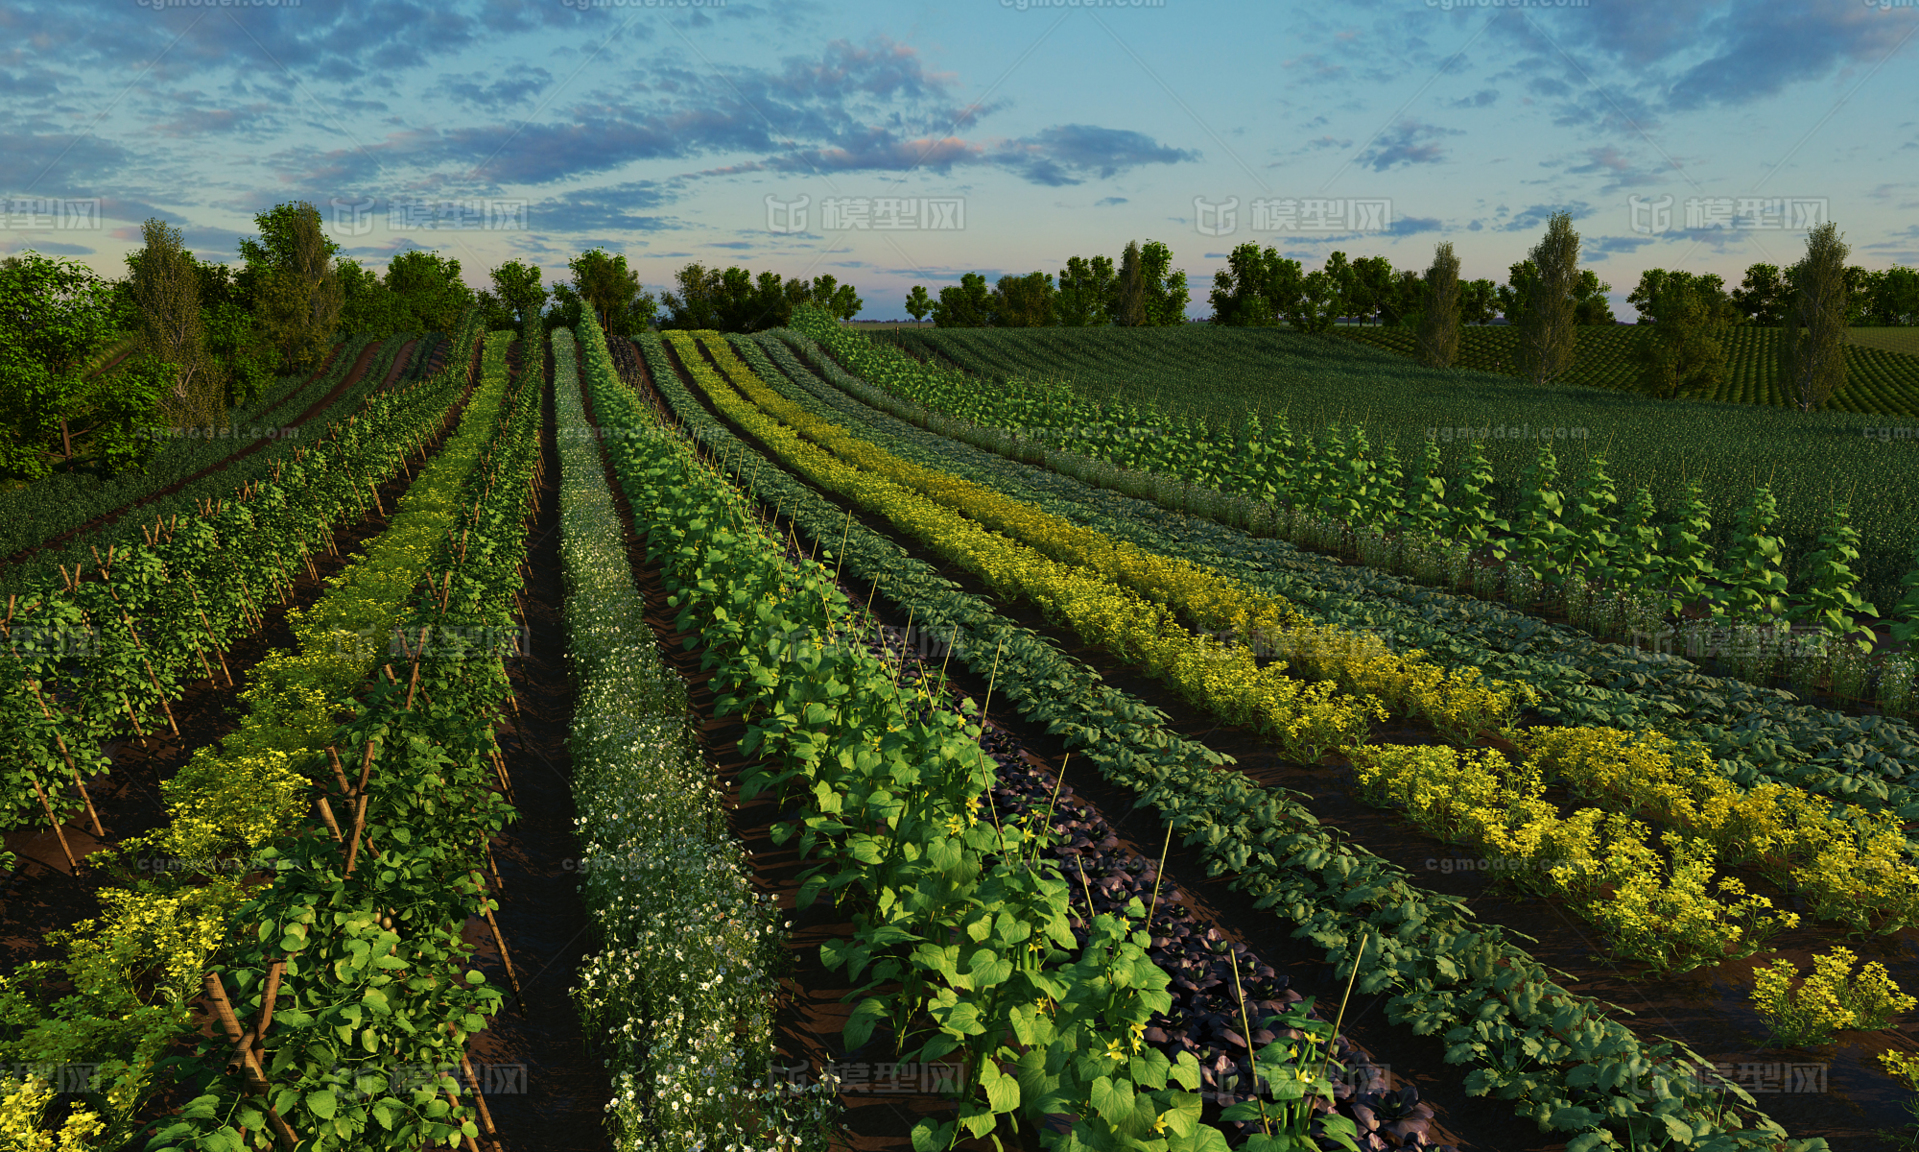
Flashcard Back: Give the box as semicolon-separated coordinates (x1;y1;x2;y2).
482;902;523;999
121;693;146;739
71;769;104;839
368;482;385;516
326;746;354;797
141;658;180;735
316;797;345;842
31;780;78;871
460;1053;498;1138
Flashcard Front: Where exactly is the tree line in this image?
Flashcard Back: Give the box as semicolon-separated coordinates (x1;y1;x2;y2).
902;240;1193;328
1;196;869;482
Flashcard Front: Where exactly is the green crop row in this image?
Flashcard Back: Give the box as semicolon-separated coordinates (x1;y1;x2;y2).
608;327;1265;1150
633;329;1823;1152
149;322;540;1151
842;316;1919;601
0;316;486;877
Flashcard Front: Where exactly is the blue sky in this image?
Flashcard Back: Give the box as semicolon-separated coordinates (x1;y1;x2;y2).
4;0;1916;318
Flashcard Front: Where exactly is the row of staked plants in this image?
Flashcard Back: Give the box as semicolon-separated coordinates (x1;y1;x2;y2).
148;320;541;1150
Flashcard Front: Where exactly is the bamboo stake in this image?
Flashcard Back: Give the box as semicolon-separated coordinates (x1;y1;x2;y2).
459;1053;498;1138
482;902;523;999
316;797;344;842
31;780;78;871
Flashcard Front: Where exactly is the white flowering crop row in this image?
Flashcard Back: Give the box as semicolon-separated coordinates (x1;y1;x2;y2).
553;328;836;1152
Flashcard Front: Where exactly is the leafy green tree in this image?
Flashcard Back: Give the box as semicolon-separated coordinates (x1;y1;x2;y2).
1387;268;1426;326
905;285;932;325
932;273;995;328
1414;242;1461;368
474;289;518;331
1114;242;1146;326
1320;251;1355;321
1513;211;1581;384
1634;270;1741;399
1459;278;1499;325
1496;260;1536;325
241;201;342;372
1863;266;1919;326
661;263;722;330
1284;270;1342;334
1781;222;1850;411
991;271;1057;327
386;250;475;335
1348;255;1395;324
1731;263;1788;326
1057;255;1116;326
127;218;224;430
1207;243;1301;326
0;252;163;478
1572;270;1615;324
568;248;657;335
489;259;549;328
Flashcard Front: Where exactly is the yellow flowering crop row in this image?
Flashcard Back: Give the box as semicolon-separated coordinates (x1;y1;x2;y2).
1346;742;1798;973
683;332;1525;743
1522;726;1919;933
667;332;1380;761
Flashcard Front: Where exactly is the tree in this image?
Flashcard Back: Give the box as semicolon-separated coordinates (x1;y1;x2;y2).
1349;255;1396;324
1057;255;1117;326
1386;268;1426;326
1285;270;1342;334
1140;242;1191;325
661;263;722;330
1572;269;1615;324
386;250;475;335
1635;270;1740;399
992;271;1057;327
1513;211;1581;384
905;285;932;325
128;218;223;430
474;290;518;331
1320;251;1356;321
1459;278;1498;325
1415;241;1461;368
933;273;995;327
1114;242;1146;326
805;273;862;321
1864;266;1919;326
1496;260;1537;325
1208;243;1302;326
1781;221;1850;411
568;248;656;335
489;259;549;328
0;252;162;478
1731;263;1788;326
242;201;342;373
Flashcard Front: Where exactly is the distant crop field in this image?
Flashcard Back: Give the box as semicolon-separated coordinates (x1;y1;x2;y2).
878;323;1919;597
1334;323;1919;415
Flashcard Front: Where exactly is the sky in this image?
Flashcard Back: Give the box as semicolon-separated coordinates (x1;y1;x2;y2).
3;0;1916;319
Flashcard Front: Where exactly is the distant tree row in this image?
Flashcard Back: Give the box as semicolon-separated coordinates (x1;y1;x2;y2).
903;240;1191;328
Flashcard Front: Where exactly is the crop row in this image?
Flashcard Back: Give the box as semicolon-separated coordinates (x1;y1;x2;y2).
151;321;539;1150
812;313;1919;630
0;318;486;876
1;333;430;598
686;332;1919;970
744;330;1919;930
628;329;1820;1151
770;325;1919;819
560;324;838;1150
600;320;1263;1149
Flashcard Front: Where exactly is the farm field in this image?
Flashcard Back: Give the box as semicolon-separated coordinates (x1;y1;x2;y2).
870;322;1919;614
1325;324;1919;414
7;308;1919;1152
